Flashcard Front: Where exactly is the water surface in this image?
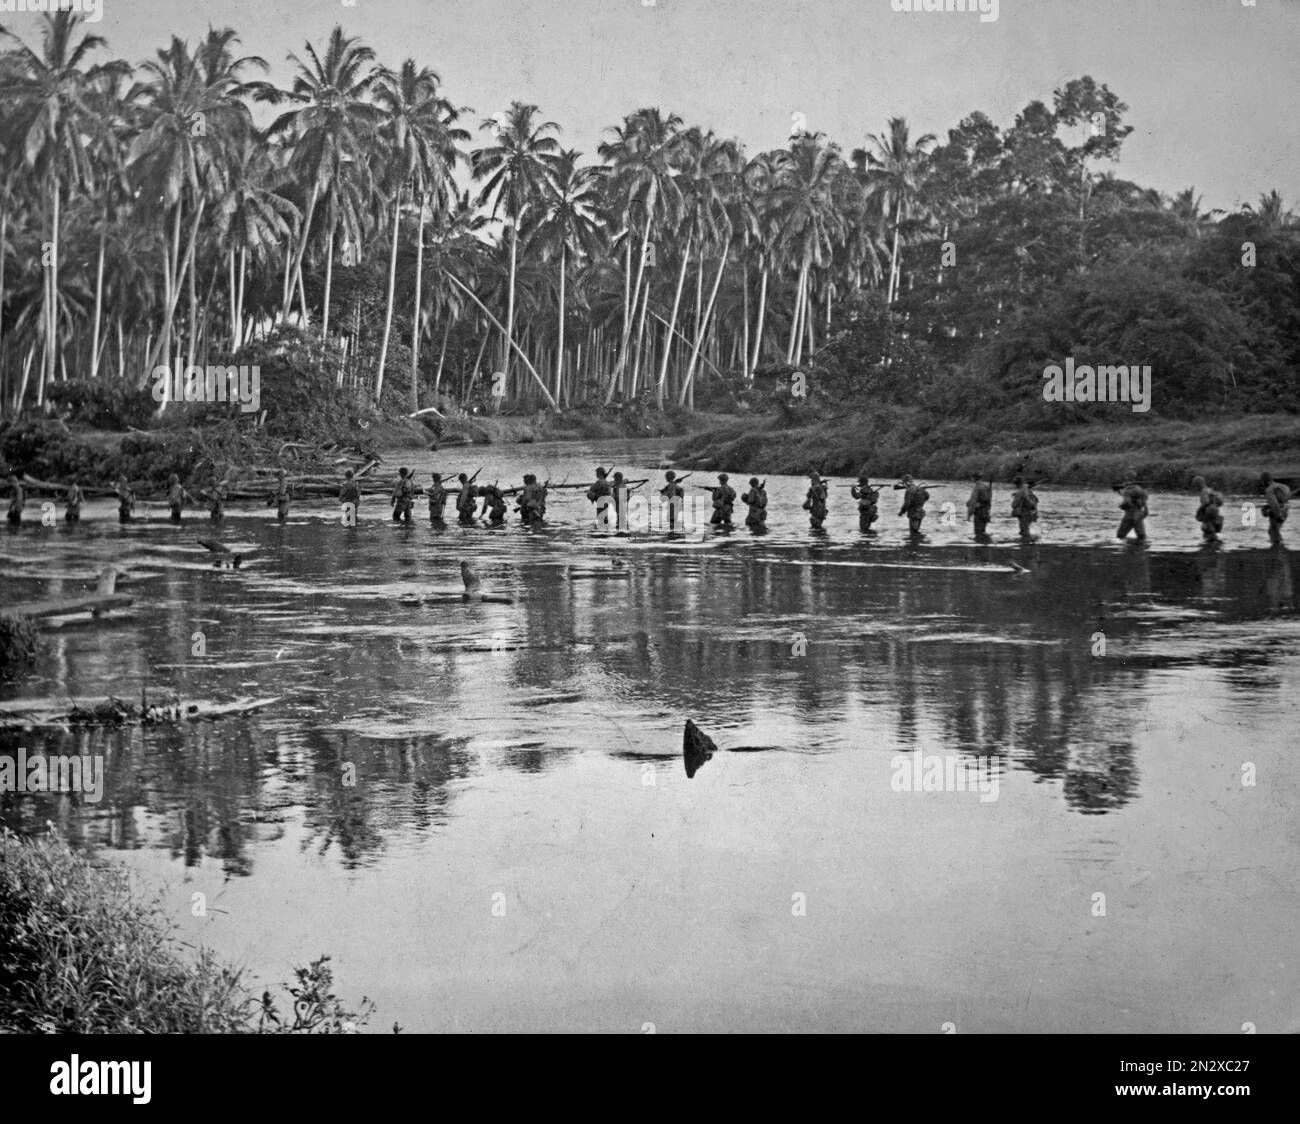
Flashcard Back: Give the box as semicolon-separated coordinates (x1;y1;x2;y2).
2;438;1297;1032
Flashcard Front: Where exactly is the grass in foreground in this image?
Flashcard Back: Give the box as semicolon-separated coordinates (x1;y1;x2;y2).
0;828;388;1034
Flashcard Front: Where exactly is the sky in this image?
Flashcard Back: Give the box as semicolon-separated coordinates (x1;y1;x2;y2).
6;0;1299;211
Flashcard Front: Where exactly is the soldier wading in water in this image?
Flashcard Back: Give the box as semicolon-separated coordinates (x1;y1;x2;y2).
742;478;767;530
1191;475;1223;543
1260;472;1291;545
390;467;415;524
1114;477;1148;541
851;474;879;532
660;471;685;531
898;475;929;535
804;472;829;530
966;474;993;540
709;473;736;527
1011;475;1038;539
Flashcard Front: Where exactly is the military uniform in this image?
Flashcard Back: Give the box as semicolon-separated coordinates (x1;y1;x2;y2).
1116;483;1148;541
804;477;829;529
967;480;993;538
899;480;929;534
1011;481;1039;538
709;477;737;527
851;479;880;532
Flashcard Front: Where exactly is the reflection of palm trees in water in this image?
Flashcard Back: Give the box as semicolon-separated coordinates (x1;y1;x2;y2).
12;538;1300;874
1062;741;1138;814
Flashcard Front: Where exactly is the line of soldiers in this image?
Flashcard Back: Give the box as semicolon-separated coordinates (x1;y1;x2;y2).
358;467;550;529
4;467;1292;545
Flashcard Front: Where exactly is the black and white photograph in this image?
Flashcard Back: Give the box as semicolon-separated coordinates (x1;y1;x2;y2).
0;0;1296;1078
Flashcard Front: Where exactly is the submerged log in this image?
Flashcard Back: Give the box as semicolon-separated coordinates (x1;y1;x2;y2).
0;694;282;729
8;567;132;620
196;539;244;568
684;719;717;779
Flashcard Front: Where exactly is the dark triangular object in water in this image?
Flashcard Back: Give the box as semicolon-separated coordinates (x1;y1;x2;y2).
683;719;717;779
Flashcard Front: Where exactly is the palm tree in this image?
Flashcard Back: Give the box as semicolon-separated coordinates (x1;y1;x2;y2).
372;59;467;408
528;149;606;406
676;131;739;406
472;101;560;398
597;107;684;402
0;10;128;397
259;25;380;327
774;133;847;364
215;130;298;351
127;31;256;385
857;117;936;304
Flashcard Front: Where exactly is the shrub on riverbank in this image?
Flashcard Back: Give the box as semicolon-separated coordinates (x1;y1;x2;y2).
0;614;39;680
671;410;1298;492
0;829;380;1033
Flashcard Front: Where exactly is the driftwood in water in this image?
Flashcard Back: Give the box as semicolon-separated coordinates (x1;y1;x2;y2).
197;538;243;568
0;694;282;729
684;719;717;779
8;567;132;620
21;474;117;498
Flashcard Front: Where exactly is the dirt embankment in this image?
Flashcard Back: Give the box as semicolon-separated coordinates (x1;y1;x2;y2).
670;411;1300;492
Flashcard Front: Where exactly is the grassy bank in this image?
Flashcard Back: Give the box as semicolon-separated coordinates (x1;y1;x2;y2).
0;614;39;681
670;409;1300;492
0;828;383;1033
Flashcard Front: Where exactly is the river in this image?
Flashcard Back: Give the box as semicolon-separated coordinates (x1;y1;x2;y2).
2;437;1297;1032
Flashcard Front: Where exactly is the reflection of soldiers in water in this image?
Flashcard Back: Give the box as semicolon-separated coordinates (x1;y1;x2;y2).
1262;546;1293;613
1063;741;1138;814
1118;540;1152;603
1194;544;1228;600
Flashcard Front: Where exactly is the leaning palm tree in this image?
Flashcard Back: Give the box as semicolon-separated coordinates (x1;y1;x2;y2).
857;117;936;304
471;101;560;398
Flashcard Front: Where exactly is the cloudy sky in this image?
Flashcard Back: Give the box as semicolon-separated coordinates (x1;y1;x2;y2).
11;0;1299;210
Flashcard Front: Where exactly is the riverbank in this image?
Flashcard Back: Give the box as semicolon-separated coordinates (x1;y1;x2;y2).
1;370;727;501
0;828;380;1033
670;409;1300;491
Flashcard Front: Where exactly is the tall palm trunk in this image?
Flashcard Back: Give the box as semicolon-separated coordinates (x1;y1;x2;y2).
90;199;107;379
678;239;730;406
374;183;404;403
0;203;9;398
433;316;451;398
148;198;205;382
322;225;335;341
445;272;558;410
750;258;768;378
186;233;199;372
283;182;319;320
409;193;426;412
656;237;691;405
787;260;808;361
886;195;903;304
44;181;61;392
740;254;750;382
606;226;651;403
554;243;566;406
502;217;518;385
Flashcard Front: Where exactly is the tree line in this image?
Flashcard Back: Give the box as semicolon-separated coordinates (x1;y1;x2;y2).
1;13;1296;422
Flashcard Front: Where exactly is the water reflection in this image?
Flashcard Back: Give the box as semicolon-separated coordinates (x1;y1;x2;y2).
3;486;1296;862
